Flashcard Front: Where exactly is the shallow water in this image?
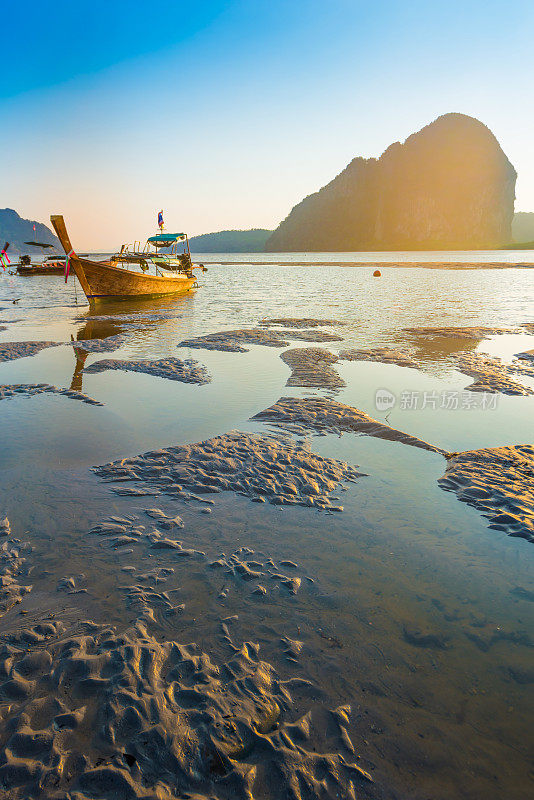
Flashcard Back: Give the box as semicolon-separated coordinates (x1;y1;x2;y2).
0;260;533;799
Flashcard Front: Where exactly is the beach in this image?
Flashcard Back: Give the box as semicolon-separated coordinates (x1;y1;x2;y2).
0;258;532;800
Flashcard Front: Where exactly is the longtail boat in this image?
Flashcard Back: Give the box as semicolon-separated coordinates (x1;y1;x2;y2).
50;215;205;303
18;255;69;275
15;241;64;275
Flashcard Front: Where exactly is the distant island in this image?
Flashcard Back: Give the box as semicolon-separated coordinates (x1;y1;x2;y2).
266;113;517;252
0;208;60;255
189;229;272;253
504;241;534;250
511;212;534;246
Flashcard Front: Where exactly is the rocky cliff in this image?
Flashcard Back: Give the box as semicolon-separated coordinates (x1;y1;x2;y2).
266;114;517;251
0;208;60;255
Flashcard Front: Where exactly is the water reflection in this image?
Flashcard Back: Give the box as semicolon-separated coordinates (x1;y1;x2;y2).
399;331;482;364
70;338;89;391
75;293;193;325
75;318;124;340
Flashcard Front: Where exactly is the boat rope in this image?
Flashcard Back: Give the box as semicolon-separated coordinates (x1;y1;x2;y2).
64;249;76;283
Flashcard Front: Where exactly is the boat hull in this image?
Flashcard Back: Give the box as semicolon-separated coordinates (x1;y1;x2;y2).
72;256;196;302
17;265;65;275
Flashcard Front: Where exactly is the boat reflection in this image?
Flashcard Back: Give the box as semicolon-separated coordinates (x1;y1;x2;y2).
75;293;194;326
70;339;89;392
70;294;195;392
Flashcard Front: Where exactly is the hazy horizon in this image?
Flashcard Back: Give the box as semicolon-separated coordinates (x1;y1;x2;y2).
2;0;533;250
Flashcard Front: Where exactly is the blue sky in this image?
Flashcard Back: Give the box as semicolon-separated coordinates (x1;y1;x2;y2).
2;0;532;248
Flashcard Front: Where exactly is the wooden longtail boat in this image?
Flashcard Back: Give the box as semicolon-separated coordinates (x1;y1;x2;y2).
17;256;68;275
50;215;204;303
16;241;66;275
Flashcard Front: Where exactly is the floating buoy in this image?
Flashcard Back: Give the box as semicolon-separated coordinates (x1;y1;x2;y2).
373;269;381;277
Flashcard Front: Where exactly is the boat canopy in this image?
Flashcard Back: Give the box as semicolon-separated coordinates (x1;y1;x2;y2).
24;241;55;248
147;233;186;248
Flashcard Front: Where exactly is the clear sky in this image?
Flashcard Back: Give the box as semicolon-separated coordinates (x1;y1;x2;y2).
2;0;532;249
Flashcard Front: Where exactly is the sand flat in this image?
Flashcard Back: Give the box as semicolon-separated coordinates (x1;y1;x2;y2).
280;347;346;389
0;383;103;405
85;356;211;385
439;445;534;542
0;614;373;800
0;341;59;362
456;352;534;395
339;347;419;368
253;396;444;453
201;260;534;269
94;430;361;510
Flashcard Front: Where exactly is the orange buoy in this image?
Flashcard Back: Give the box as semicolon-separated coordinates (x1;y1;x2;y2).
373;269;381;277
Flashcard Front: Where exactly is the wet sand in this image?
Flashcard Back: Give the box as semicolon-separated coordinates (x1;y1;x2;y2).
456;352;534;395
0;264;533;799
0;341;58;362
85;356;211;385
95;430;361;511
179;327;343;352
439;444;534;542
253;396;443;453
0;562;375;800
339;347;420;368
280;348;346;390
0;383;103;405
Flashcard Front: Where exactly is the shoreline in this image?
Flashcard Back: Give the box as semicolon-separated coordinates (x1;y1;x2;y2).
192;259;534;269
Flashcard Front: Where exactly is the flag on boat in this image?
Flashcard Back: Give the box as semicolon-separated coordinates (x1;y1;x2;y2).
33;224;36;231
158;210;164;230
0;242;10;270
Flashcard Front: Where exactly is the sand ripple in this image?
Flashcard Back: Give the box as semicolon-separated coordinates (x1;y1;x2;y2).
68;335;127;353
0;521;33;618
260;318;344;328
254;396;443;453
339;348;419;368
0;384;103;405
516;348;534;364
280;348;345;390
0;342;58;363
94;431;361;510
403;326;518;339
439;445;534;542
0;614;375;799
456;352;534;395
278;330;342;343
178;328;342;353
85;357;211;385
179;328;292;352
